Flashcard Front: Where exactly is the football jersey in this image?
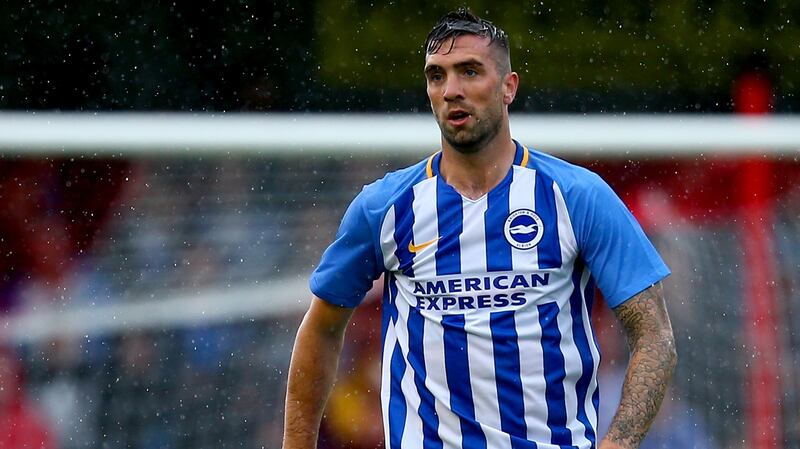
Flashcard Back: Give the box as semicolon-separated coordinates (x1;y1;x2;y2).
310;141;670;449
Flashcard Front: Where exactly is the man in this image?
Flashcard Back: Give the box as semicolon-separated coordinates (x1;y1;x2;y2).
284;8;677;449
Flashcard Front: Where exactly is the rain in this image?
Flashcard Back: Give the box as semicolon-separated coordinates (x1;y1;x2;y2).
0;1;798;449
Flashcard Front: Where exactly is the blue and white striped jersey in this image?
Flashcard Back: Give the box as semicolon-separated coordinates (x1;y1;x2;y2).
310;141;670;449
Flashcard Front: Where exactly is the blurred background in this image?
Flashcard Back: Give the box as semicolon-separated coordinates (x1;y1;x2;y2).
0;1;798;448
1;0;799;112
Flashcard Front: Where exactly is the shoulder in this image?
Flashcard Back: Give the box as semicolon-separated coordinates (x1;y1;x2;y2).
333;156;430;236
357;156;430;214
523;147;627;236
525;147;608;197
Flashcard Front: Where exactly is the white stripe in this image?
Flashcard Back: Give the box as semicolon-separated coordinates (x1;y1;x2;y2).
554;180;600;436
553;182;578;262
518;306;551;442
422;311;463;449
581;268;601;435
394;295;425;449
509;166;539;271
459;197;488;274
465;314;510;449
555;275;590;447
411;177;440;277
380;206;399;271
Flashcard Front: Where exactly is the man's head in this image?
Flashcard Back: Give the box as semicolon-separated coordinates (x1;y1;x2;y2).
424;8;518;154
425;8;511;76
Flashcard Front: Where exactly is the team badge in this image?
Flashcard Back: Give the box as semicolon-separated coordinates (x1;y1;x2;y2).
504;209;544;250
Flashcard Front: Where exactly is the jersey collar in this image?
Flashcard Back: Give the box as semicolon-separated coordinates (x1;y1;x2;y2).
426;140;530;179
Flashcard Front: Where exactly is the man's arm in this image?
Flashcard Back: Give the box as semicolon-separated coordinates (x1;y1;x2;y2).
283;296;355;449
600;282;678;449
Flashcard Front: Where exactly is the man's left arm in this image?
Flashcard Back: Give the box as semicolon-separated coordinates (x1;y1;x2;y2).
600;281;678;449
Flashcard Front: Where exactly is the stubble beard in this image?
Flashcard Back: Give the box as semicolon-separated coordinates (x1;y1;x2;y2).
438;101;504;155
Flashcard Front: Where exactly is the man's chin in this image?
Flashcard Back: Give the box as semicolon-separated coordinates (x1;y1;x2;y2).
442;131;483;154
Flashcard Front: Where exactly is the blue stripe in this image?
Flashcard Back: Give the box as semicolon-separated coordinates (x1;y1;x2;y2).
386;275;406;449
568;260;597;446
442;314;487;449
538;302;571;446
591;388;600;436
382;274;401;343
388;275;399;322
435;179;463;275
490;311;537;449
485;173;512;271
512;143;525;165
534;172;562;269
430;152;443;176
388;339;407;449
394;189;417;277
408;307;443;449
585;274;601;430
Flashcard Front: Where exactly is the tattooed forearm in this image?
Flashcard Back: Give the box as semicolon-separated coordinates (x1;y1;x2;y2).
603;282;678;449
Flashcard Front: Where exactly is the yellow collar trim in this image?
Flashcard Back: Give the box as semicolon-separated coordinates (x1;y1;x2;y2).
427;145;528;179
520;145;530;167
426;151;439;179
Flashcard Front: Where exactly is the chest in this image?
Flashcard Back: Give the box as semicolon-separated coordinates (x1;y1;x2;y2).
386;173;574;279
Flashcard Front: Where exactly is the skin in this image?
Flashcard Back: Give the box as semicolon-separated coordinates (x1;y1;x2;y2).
283;297;354;449
601;282;678;449
423;34;519;200
283;33;677;449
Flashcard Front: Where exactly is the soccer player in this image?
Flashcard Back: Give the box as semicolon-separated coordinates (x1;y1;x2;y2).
283;8;677;449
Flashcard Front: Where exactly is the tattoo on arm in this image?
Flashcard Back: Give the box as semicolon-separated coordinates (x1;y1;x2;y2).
604;282;678;449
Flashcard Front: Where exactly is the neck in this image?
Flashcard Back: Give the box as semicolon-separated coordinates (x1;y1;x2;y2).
439;125;516;200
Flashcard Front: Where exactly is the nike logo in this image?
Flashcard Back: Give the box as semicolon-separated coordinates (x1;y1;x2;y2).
408;237;440;253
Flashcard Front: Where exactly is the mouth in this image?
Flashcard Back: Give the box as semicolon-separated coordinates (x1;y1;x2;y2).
446;109;471;127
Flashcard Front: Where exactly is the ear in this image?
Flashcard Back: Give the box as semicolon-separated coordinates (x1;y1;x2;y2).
502;71;519;105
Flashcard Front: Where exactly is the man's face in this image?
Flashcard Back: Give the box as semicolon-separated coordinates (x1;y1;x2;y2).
424;34;515;153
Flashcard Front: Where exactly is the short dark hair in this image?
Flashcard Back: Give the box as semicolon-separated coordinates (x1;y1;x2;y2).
424;7;511;73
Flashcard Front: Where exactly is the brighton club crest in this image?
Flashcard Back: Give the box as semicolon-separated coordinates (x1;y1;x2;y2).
503;209;545;250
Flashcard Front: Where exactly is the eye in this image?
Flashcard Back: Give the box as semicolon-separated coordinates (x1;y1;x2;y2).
464;68;478;77
428;72;444;82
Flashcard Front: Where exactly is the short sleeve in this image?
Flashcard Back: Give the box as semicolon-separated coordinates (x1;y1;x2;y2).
309;190;382;308
568;173;670;308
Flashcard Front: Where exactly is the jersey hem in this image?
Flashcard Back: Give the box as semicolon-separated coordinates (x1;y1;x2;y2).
309;279;361;308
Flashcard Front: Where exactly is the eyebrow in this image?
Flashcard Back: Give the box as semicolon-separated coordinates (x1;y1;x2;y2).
424;58;484;75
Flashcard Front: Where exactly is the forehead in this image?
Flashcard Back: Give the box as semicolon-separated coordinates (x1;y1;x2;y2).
424;34;496;69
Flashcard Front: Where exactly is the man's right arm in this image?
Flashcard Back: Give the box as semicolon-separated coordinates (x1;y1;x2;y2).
283;296;355;449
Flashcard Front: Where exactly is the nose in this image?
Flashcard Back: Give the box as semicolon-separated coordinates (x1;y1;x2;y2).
442;75;464;102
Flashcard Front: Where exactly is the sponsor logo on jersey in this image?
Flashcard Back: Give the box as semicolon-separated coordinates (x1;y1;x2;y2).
504;209;545;250
411;273;551;311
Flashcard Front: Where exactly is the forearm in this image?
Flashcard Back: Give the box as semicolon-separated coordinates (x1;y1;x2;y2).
283;299;353;449
603;333;677;448
602;282;678;449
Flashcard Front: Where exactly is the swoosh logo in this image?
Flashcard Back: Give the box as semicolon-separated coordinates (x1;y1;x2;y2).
408;237;440;253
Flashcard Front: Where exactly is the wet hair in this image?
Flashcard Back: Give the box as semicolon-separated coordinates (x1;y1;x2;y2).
424;7;511;74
